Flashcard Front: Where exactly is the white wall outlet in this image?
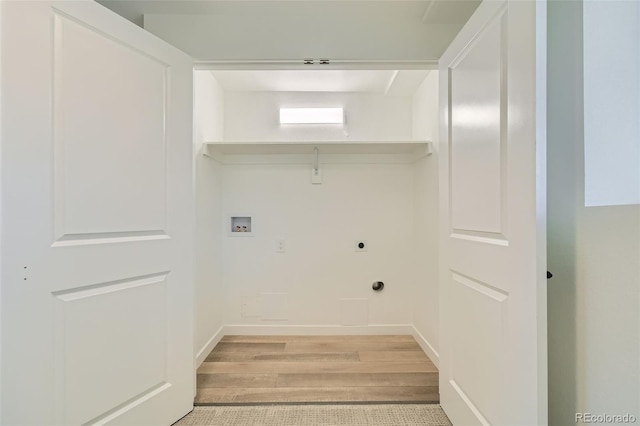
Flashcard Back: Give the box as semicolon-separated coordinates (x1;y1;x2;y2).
355;240;368;252
276;238;286;253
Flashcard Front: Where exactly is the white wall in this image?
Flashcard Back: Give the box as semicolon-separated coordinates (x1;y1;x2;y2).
221;163;416;327
548;2;640;424
547;3;580;423
583;0;640;206
411;71;440;362
575;206;640;419
193;71;225;363
223;91;412;142
218;90;418;329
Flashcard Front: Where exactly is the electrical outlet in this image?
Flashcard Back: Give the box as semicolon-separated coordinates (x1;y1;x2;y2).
355;240;368;252
276;238;286;253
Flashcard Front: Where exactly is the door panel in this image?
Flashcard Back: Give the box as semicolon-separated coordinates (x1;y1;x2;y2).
450;14;505;236
54;274;168;426
54;10;168;238
449;272;506;425
439;1;547;425
1;1;194;425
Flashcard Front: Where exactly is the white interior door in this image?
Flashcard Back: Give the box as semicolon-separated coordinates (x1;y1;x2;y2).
438;0;547;425
1;1;194;424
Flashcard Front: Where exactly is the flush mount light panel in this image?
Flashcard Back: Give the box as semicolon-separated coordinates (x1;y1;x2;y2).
279;107;344;124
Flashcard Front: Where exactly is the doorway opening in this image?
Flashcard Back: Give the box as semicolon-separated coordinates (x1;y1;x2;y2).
193;67;440;405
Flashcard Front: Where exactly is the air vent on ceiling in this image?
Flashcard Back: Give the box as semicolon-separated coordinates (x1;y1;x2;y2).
302;59;330;65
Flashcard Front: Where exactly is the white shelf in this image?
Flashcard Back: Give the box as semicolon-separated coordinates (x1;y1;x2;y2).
203;141;432;164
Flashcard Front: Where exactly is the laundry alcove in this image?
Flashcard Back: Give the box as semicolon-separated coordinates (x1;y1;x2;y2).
193;69;441;368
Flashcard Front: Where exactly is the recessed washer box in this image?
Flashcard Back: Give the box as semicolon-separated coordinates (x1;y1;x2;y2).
229;215;253;237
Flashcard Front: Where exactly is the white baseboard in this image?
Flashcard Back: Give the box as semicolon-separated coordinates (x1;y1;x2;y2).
195;325;225;368
411;325;439;368
221;324;415;336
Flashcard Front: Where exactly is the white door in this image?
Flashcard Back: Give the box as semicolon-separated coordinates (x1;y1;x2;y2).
438;0;547;425
1;1;194;425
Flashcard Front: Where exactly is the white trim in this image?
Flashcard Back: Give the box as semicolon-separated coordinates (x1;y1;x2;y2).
0;1;3;418
411;326;440;368
384;70;400;96
0;0;3;418
535;0;549;421
194;60;438;71
195;326;225;368
221;324;415;336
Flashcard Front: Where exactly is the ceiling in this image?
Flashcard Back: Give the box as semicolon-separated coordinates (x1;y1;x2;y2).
98;1;480;28
97;0;481;62
210;69;431;95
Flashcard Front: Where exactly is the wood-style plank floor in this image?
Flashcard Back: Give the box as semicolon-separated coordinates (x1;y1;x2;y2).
195;335;439;405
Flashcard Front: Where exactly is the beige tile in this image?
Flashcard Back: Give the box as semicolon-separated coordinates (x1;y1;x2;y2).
358;351;431;362
254;352;360;362
276;372;438;387
204;352;258;362
198;361;438;374
196;335;440;405
197;373;277;388
195;386;439;404
284;341;421;353
210;342;286;353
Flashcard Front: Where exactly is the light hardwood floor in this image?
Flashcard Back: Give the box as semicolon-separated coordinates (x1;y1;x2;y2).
195;335;439;405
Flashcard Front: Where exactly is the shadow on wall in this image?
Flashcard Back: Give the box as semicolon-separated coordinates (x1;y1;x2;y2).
548;1;640;424
547;0;580;424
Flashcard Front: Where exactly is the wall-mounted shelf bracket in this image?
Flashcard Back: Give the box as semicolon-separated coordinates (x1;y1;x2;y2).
311;147;322;184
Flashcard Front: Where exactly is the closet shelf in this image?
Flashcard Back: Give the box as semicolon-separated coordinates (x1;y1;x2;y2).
202;141;432;164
